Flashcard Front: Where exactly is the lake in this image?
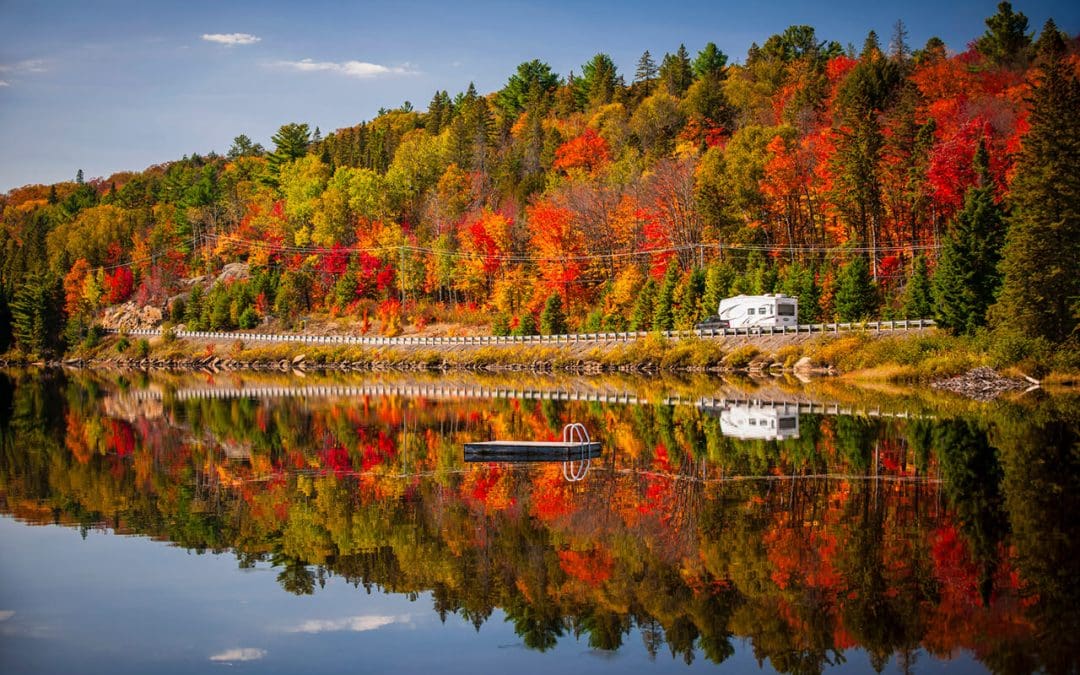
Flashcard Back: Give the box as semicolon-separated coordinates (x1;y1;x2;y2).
0;369;1077;674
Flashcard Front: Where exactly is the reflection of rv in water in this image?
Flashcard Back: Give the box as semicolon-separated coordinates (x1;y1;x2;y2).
716;294;798;328
716;404;800;441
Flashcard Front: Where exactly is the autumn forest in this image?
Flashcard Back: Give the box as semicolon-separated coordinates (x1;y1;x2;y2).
1;3;1078;363
3;4;1080;673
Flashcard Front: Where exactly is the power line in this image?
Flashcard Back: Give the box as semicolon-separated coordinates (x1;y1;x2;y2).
86;230;941;278
208;232;940;262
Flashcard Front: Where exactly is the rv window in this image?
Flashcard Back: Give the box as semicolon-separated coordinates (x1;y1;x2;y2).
778;304;795;316
779;418;797;430
749;419;756;426
747;308;755;315
760;306;767;314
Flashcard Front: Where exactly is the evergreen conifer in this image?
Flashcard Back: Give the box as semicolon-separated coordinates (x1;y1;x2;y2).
990;23;1080;343
540;293;567;335
652;266;679;331
932;142;1004;334
629;279;656;331
902;255;933;319
835;255;877;321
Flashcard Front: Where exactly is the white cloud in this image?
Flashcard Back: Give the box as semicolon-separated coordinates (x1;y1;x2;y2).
273;58;417;78
209;648;266;662
0;81;9;88
0;59;46;72
0;615;53;639
283;614;402;634
202;33;261;46
0;59;49;75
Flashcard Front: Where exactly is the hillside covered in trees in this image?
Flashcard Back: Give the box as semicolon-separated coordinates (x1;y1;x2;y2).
1;3;1077;365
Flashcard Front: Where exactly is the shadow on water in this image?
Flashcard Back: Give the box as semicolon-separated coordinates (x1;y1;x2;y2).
0;368;1077;672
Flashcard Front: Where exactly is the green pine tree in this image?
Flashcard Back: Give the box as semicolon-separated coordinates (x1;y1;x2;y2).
975;2;1032;68
674;268;706;329
902;255;933;319
184;285;204;330
742;253;778;295
634;50;658;88
0;288;12;353
658;45;693;96
274;268;313;326
540;293;567;335
264;122;311;186
10;272;63;356
780;262;821;324
576;54;620;109
932;142;1005;334
513;312;537;336
702;262;734;319
496;60;561;116
835;255;878;321
491;313;511;336
629;279;656;331
238;307;260;329
652;266;679;331
990;23;1080;343
692;43;728;79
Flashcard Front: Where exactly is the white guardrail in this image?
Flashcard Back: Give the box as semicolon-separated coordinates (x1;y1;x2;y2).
106;319;935;347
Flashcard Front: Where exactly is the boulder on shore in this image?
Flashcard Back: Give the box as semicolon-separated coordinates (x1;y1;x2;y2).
216;262;250;284
100;302;163;331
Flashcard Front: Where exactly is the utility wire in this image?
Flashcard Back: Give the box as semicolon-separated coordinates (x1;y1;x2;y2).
209;232;940;262
89;229;941;275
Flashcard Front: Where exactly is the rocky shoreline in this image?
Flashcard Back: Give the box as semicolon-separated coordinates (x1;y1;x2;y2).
0;358;1057;403
930;366;1035;401
2;353;837;377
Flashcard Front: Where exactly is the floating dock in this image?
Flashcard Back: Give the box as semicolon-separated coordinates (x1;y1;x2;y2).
464;440;602;463
465;423;600;464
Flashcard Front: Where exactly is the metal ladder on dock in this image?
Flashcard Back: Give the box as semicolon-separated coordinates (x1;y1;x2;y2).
562;423;591;482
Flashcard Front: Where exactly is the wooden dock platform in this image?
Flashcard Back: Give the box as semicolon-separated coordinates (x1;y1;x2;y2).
464;440;602;463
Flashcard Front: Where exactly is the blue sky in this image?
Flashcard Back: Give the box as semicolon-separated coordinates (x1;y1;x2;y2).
1;0;1076;192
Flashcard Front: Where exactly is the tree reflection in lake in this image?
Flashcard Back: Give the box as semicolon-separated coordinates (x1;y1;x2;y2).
0;369;1077;673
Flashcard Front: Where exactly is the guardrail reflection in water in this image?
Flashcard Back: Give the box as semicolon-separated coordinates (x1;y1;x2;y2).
119;383;931;428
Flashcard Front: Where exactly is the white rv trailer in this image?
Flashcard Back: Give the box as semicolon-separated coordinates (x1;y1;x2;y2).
717;294;798;328
718;403;800;441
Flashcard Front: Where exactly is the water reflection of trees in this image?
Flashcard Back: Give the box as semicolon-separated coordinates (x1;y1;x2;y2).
1;370;1078;673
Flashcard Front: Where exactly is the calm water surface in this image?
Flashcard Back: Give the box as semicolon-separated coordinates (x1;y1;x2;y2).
0;369;1077;674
